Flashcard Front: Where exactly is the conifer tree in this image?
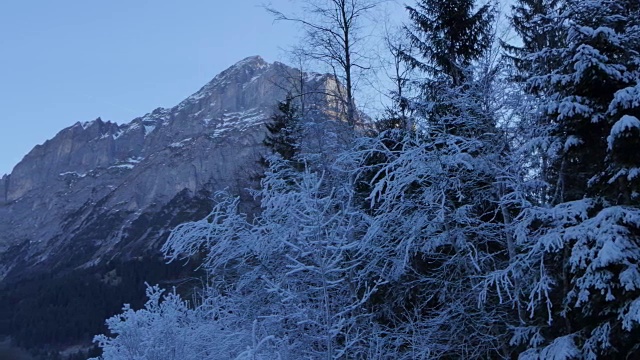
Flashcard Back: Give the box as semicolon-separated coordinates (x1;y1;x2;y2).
403;0;494;87
354;1;517;357
532;0;640;203
503;0;567;207
487;1;640;357
504;0;565;85
263;94;301;163
402;0;496;137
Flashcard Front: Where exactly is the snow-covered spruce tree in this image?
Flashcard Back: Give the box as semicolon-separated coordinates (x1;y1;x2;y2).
503;0;565;84
486;0;640;358
501;0;568;208
349;129;513;359
343;1;520;358
402;0;497;140
529;0;640;204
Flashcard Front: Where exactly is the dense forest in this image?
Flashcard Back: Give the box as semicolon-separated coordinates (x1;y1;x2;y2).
0;189;214;359
0;258;202;359
89;0;640;358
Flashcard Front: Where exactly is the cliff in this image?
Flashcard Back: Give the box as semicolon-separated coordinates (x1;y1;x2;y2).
0;56;342;283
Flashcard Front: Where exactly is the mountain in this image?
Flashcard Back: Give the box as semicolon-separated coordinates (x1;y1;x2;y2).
0;56;342;285
0;56;350;357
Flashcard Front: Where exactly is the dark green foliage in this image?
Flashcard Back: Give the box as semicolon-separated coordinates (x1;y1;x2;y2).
369;2;512;357
0;341;34;360
502;0;566;207
373;112;409;134
354;115;420;213
503;0;564;85
0;258;201;359
536;0;640;204
506;1;640;357
0;189;214;359
549;3;640;353
401;0;497;141
263;95;301;162
403;0;495;86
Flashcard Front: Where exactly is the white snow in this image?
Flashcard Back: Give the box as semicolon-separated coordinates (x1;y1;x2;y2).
209;109;266;138
609;84;640;114
186;91;208;102
550;96;592;120
572;44;624;81
126;156;144;164
622;298;640;331
304;72;325;82
141;108;170;121
106;157;144;170
232;55;267;70
59;171;87;178
564;135;583;150
620;265;640;291
514;334;578;360
109;164;135;170
80;120;95;129
113;122;142;139
211;128;227;138
169;138;193;148
607;115;640;149
144;124;156;136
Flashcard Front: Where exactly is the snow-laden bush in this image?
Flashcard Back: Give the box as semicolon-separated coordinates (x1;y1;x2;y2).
91;285;283;360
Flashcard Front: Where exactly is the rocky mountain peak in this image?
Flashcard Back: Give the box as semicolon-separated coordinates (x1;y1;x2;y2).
0;56;342;284
2;58;317;204
227;55;269;72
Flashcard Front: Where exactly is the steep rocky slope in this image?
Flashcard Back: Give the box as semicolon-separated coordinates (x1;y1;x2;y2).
0;56;340;284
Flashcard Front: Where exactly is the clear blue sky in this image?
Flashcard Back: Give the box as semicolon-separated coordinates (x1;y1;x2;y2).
0;0;304;175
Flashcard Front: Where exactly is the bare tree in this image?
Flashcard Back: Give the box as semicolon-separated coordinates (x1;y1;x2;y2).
376;24;414;130
267;48;312;118
266;0;379;128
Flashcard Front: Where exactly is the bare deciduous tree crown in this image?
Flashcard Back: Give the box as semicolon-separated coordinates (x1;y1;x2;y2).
266;0;381;128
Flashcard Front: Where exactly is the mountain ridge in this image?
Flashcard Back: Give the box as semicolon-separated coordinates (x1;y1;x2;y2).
0;55;340;284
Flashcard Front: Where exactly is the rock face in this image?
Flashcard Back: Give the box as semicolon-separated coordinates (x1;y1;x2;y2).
0;175;7;204
0;56;341;283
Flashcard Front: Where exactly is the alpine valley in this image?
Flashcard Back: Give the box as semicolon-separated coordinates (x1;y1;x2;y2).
0;56;343;358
